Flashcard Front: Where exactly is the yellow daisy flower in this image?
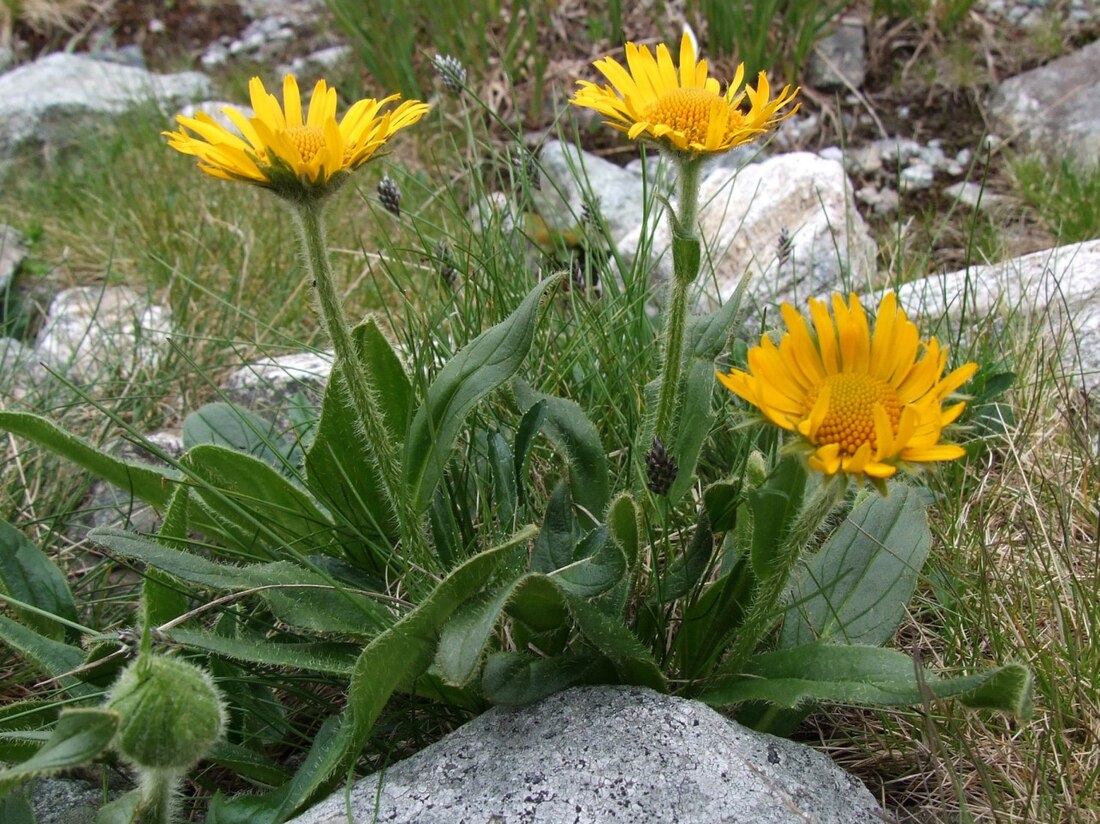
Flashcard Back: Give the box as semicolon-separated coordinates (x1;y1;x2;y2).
570;33;799;155
164;75;429;199
718;293;977;480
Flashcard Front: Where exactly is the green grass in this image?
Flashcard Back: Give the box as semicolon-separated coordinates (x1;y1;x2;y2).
1010;155;1100;245
2;20;1100;824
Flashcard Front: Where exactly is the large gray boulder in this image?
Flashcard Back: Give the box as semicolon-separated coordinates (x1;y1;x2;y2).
619;152;877;315
0;223;26;295
0;53;211;151
35;286;174;385
288;686;882;824
988;39;1100;167
891;239;1100;395
534;140;668;248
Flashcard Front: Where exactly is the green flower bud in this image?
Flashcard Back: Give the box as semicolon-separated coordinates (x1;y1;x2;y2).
107;654;226;772
746;450;768;487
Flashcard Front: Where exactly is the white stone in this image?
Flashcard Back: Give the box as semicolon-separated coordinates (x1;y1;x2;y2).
287;686;882;824
35;286;173;384
222;350;334;392
534;141;667;248
943;181;1012;211
899;162;935;192
618;152;878;314
891;240;1100;394
0;223;27;295
988;39;1100;167
0;53;211;150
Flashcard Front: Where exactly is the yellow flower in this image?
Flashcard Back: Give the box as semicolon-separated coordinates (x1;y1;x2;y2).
718;293;977;481
570;33;799;155
164;75;429;200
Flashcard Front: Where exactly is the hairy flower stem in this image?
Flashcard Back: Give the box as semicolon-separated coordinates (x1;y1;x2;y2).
139;769;180;824
652;156;703;447
293;202;422;558
724;479;848;674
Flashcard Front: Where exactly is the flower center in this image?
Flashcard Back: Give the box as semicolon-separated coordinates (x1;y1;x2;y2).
286;125;326;162
643;88;725;145
808;373;901;455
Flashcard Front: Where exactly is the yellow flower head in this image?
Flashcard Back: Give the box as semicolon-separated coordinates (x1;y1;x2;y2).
164;75;429;201
719;293;977;481
570;33;799;155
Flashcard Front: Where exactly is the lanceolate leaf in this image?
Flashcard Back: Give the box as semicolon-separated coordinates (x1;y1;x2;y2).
699;643;1034;719
513;380;610;524
782;484;931;648
404;275;560;512
481;652;598;705
0;614;92;696
0;517;78;640
182;402;301;472
166;628;359;676
0;708;119;795
666;359;717;504
0;411;172;508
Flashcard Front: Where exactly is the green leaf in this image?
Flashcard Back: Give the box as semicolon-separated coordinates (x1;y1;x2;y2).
689;269;749;361
304;352;396;546
673;558;754;680
506;575;570;638
0;411;172;508
166;628;359;676
0;708;119;795
703;479;741;533
748;457;807;581
346;525;536;746
0;700;60;763
182;402;300;471
0;614;92;696
352;318;414;438
435;579;521;687
0;517;78;640
649;514;714;604
481;652;596;705
513;381;610;525
603;493;640;616
513;400;547;506
90;528;390;637
666;360;716;503
94;789;143;824
179;444;338;557
551;526;626;600
532;480;578;574
782;484;932;648
488;432;517;528
208;739;291;787
699;644;1034;718
404;275;559;511
0;790;34;824
562;590;666;691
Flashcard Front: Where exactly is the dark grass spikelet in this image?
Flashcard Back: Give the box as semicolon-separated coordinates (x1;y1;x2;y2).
377;175;401;217
432;53;467;94
435;239;459;286
645;437;678;496
510;147;541;191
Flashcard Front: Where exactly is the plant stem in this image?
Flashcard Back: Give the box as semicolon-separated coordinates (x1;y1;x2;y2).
293;202;422;558
140;769;179;824
652;156;704;446
724;478;847;674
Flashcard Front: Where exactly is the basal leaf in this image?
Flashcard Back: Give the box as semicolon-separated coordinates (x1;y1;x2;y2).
0;517;78;640
404;276;559;511
0;708;119;795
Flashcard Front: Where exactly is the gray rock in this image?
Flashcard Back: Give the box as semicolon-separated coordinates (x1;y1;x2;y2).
35;286;174;385
856;184;900;215
77;431;184;536
988;39;1100;167
891;239;1100;395
943;181;1012;212
221;349;333;425
0;223;27;295
899;162;935;192
0;53;211;151
534;141;666;248
278;45;354;80
29;776;112;824
0;337;49;400
619;152;878;314
288;686;882;824
807;17;867;90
